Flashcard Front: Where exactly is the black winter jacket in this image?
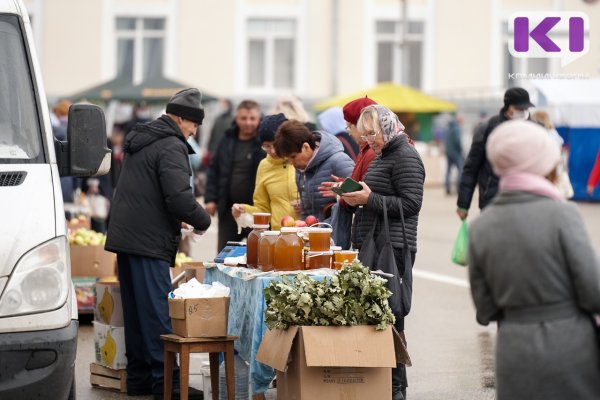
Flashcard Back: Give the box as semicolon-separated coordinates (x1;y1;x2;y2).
204;124;265;216
352;135;425;252
105;115;211;263
457;112;506;210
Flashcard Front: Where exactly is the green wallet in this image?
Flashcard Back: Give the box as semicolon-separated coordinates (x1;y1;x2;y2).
331;178;363;196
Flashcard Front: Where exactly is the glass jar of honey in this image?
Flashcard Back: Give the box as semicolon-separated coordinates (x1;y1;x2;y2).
308;227;332;252
273;227;304;271
258;231;279;271
246;224;269;268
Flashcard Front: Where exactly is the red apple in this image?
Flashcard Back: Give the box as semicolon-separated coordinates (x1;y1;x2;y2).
280;215;295;227
294;220;308;227
305;215;318;227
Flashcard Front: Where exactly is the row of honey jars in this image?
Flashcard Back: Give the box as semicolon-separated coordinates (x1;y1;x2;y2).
246;213;272;268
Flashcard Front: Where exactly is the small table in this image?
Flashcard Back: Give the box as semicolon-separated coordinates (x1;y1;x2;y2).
204;264;331;395
161;333;239;400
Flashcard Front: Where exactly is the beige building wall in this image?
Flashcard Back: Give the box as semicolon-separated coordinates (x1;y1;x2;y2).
305;0;334;98
177;0;236;96
433;0;493;92
336;0;369;95
35;0;104;96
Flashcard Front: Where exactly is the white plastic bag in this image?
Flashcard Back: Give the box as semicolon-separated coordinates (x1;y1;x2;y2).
234;212;253;234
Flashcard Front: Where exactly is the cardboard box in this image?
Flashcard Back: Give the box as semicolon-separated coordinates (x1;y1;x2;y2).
171;262;205;287
256;325;407;400
93;321;127;370
70;244;116;277
94;281;124;327
168;297;229;338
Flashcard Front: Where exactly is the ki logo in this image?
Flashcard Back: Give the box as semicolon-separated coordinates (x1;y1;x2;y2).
509;12;590;66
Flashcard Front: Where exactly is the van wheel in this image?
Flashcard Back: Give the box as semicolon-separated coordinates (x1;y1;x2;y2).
67;373;76;400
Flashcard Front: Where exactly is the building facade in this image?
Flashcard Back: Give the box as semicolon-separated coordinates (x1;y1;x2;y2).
23;0;600;104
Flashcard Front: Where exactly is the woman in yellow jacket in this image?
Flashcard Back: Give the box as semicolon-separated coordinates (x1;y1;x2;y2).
232;114;299;229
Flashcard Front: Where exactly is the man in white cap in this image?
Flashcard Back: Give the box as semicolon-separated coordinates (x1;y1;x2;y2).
106;88;210;400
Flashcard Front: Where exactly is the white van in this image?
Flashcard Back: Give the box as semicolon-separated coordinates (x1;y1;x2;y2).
0;0;110;398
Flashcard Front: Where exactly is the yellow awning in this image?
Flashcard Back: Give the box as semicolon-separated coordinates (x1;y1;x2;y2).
314;82;457;113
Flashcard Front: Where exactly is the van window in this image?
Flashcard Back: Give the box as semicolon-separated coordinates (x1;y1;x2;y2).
0;15;43;164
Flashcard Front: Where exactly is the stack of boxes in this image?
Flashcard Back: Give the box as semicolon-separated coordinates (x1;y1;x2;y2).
68;219;116;313
90;281;127;392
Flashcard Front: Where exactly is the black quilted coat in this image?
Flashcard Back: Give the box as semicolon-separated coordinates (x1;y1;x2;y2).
352;134;425;252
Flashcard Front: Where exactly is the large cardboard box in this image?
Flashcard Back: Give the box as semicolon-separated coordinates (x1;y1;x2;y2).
93;321;127;370
70;245;116;277
168;297;229;337
94;281;124;327
257;325;408;400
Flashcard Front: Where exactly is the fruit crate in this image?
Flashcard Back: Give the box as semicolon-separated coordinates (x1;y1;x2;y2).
89;362;126;393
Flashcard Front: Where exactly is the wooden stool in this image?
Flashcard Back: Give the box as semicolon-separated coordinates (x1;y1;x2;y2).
161;334;238;400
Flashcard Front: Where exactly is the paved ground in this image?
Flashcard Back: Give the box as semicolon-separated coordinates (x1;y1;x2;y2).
76;187;600;399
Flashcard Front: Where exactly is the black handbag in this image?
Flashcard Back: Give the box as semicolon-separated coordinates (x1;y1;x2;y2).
358;197;411;317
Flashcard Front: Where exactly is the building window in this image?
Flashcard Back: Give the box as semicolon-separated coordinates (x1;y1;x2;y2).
246;19;296;90
376;20;424;88
115;17;166;83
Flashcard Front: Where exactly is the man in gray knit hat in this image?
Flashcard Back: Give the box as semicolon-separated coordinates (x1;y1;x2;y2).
106;88;210;400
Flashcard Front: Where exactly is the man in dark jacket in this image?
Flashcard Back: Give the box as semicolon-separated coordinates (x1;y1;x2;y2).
204;100;264;251
456;87;534;220
105;88;210;400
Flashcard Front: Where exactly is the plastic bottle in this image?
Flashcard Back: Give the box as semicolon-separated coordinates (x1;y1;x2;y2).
218;354;249;400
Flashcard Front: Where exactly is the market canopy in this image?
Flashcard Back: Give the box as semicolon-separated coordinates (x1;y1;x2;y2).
314;82;457;114
70;75;218;103
532;79;600;127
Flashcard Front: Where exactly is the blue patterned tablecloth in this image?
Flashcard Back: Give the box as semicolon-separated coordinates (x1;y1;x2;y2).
203;264;332;394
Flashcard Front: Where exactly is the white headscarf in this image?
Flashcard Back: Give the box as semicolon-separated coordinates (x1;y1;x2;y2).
373;105;406;143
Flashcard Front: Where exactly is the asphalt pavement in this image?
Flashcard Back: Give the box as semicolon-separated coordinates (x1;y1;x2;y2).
76;186;600;400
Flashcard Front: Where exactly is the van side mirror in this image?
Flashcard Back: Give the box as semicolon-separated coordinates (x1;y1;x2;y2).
56;104;111;177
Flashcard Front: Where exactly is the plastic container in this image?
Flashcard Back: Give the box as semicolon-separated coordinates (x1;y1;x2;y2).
333;249;358;270
273;227;304;271
252;212;271;226
258;231;280;271
246;224;269;268
306;250;333;270
218;354;249;400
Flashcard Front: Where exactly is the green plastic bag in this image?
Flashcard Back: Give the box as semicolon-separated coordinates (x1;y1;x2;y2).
451;221;469;266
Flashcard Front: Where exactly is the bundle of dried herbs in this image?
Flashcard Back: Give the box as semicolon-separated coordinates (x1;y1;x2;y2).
264;261;395;330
